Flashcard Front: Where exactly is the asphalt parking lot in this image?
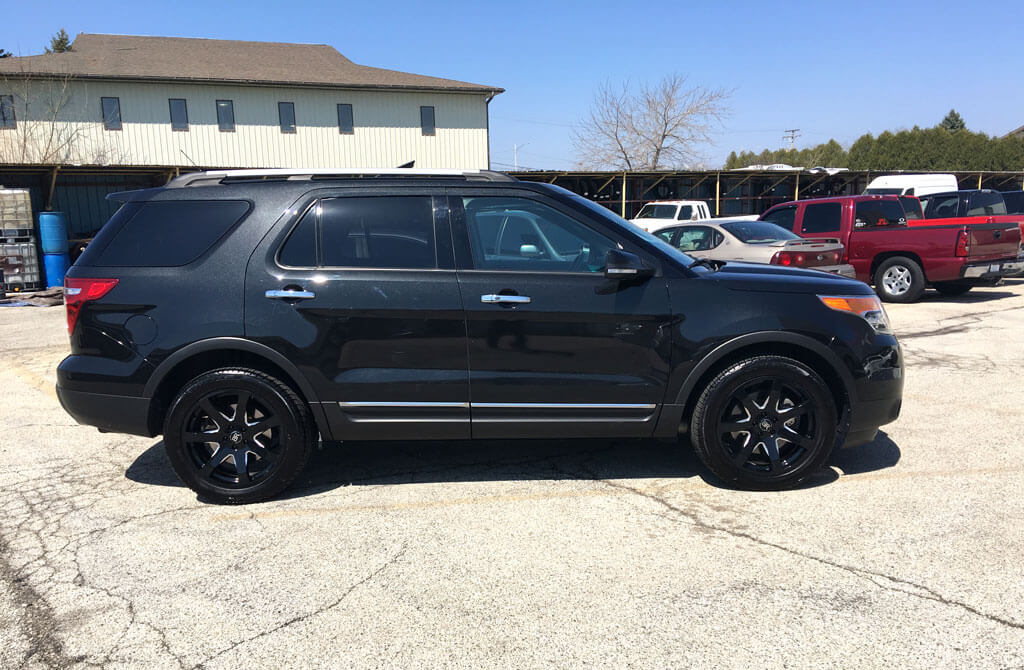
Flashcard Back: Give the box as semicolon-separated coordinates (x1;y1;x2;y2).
1;281;1023;669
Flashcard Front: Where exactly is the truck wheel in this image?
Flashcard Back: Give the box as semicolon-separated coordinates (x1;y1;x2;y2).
933;282;973;297
163;368;314;504
689;356;837;490
875;256;925;303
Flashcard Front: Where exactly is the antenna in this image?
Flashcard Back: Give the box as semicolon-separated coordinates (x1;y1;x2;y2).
782;129;801;149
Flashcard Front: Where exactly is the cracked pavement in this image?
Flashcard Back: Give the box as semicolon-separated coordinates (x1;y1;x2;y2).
1;280;1023;668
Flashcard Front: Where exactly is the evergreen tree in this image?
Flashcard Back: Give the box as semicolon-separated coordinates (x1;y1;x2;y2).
939;109;966;132
45;29;72;54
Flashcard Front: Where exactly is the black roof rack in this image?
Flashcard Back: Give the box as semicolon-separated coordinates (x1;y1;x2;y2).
165;168;516;188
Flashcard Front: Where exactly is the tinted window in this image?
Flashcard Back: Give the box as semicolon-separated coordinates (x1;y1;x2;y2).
855;200;906;228
463;196;615;273
320;197;435;269
1002;191;1024;214
676;205;694;220
169;99;188;131
278;206;317;267
863;188;903;195
337;103;354;134
924;195;960;218
966;191;1006;216
760;206;797;232
636;204;677;219
420;106;435;136
0;95;15;129
721;220;799;243
278;102;296;133
898;196;923;220
801;203;841;234
101;97;121;130
92;200;250;267
216;100;235;131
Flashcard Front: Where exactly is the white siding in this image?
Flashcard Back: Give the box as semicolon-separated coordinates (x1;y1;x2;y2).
0;79;490;169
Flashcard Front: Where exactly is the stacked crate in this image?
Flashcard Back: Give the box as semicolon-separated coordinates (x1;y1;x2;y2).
1;189;44;292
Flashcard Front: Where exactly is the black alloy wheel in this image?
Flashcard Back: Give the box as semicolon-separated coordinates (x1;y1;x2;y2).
164;368;313;504
690;356;837;490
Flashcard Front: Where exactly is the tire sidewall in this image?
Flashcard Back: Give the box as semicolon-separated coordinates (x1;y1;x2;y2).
875;256;925;303
694;357;837;489
163;369;309;503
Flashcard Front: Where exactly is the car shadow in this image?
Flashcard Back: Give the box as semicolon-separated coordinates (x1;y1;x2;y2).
125;430;902;500
920;289;1017;303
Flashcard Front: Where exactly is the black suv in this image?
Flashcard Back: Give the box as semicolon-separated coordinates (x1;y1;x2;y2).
57;169;903;503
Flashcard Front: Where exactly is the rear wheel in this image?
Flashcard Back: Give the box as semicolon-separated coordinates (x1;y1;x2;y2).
163;368;314;504
875;256;926;303
690;356;837;490
933;282;973;297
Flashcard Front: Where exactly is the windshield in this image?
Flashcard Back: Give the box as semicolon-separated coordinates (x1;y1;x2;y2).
635;204;678;219
720;220;799;244
560;191;698;268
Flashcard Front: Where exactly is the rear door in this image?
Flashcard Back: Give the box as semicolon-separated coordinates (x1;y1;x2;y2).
244;188;469;440
449;188;673;439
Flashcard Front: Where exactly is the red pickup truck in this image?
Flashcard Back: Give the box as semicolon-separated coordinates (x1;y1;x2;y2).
760;196;1023;302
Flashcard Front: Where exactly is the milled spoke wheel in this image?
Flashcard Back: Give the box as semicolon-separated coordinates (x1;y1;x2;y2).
689;355;837;490
163;368;313;504
716;379;817;476
182;390;283;488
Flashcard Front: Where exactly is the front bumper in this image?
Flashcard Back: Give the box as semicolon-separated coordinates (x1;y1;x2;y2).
962;259;1024;279
843;343;903;448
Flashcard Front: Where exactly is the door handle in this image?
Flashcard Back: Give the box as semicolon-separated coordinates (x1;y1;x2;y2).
481;294;531;304
265;289;316;300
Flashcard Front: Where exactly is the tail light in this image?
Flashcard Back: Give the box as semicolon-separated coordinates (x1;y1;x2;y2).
771;251;806;266
955;230;969;257
65;277;119;335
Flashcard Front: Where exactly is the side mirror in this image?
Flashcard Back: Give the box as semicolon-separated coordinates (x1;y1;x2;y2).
604;249;653;280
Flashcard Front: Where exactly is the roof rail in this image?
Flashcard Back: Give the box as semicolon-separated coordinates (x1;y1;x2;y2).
165;168;516;188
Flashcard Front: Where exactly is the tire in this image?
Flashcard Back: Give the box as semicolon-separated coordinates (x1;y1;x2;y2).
874;256;926;303
933;282;973;297
689;356;837;490
163;367;314;504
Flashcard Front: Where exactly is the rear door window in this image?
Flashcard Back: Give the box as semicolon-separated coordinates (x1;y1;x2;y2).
800;203;842;234
1002;191;1024;214
924;194;960;218
966;191;1007;216
759;206;797;232
898;196;923;220
86;200;250;267
320;196;436;269
676;205;694;220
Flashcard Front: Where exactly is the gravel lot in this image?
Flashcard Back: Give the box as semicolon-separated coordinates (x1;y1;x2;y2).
1;281;1023;669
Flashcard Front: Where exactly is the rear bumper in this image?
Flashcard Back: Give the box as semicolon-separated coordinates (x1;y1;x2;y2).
56;386;154;437
818;263;856;278
961;259;1024;279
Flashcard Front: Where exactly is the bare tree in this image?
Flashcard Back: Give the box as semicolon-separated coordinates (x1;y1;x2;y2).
573;74;730;171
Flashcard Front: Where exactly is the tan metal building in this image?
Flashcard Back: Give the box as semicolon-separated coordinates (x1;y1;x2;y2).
0;34;502;170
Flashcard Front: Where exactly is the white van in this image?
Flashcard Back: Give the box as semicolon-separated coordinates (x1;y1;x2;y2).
863;174;958;197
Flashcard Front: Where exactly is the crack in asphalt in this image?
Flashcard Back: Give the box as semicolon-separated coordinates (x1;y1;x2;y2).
566;462;1024;633
192;543;408;669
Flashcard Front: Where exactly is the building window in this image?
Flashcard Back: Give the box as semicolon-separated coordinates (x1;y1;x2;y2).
216;100;235;132
169;98;188;131
337;103;354;134
101;97;122;131
420;106;435;136
278;102;296;134
0;95;15;129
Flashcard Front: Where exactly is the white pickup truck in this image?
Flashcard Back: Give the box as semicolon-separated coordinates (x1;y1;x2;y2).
631;200;712;232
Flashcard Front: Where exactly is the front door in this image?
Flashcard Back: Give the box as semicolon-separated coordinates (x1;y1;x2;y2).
245;190;469;440
448;190;674;438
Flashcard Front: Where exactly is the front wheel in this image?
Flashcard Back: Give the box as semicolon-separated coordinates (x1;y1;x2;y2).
690;356;837;490
163;368;314;504
874;256;926;303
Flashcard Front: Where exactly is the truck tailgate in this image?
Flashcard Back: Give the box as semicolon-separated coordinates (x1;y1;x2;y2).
967;223;1021;260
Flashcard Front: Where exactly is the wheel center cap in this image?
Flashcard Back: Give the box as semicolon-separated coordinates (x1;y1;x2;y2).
228;430;243;445
758;418;774;434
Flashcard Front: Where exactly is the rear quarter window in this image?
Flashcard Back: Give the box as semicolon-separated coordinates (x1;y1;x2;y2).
83;200;251;267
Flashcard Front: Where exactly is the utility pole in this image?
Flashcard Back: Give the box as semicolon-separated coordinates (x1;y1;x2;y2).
513;143;528;171
782;129;800;149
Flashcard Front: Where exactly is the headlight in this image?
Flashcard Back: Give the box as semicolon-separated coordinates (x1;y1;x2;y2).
818;295;891;333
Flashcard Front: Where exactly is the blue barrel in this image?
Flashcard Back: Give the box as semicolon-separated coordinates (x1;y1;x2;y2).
43;252;70;288
39;211;69;254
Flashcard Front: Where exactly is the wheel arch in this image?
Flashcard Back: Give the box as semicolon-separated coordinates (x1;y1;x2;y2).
143;338;330;439
669;332;855;439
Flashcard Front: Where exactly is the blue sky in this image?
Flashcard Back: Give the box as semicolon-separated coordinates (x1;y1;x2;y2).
3;0;1022;170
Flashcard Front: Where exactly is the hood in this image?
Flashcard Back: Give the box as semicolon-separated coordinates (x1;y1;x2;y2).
699;261;871;295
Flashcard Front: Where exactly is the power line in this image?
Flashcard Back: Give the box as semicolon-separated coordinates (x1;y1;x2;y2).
782;129;801;149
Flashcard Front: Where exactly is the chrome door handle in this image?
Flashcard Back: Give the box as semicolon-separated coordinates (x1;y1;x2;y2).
481;294;531;304
265;289;315;300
